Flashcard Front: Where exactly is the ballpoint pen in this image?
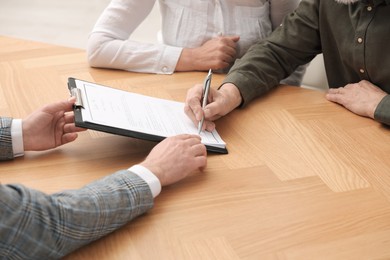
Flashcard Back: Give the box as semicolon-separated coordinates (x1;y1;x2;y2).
197;69;212;134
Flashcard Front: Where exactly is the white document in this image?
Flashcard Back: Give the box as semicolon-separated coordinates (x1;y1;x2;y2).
74;79;226;150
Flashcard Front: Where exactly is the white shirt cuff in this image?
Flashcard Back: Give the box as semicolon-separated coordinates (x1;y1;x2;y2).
11;119;24;157
157;46;183;74
129;165;161;198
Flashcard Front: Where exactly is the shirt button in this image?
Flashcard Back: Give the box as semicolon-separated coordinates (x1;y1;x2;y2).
359;68;365;74
162;66;168;73
357;37;363;44
367;6;373;11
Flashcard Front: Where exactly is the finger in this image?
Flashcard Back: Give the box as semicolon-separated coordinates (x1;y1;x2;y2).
205;121;216;132
211;61;230;70
197;120;216;132
191;143;207;157
220;51;236;63
184;104;199;126
185;85;204;119
46;99;75;114
325;92;344;105
61;133;78;145
186;134;202;140
226;35;240;42
172;134;201;142
328;87;344;94
194;154;207;171
68;96;77;103
64;123;87;133
220;42;237;54
186;84;204;100
64;112;75;124
327;88;339;94
204;102;223;119
183;135;202;145
221;36;240;47
189;97;205;122
218;46;237;61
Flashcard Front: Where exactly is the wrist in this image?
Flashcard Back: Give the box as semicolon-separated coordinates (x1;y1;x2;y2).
139;162;163;183
129;165;161;198
176;48;195;71
21;119;31;151
219;83;243;109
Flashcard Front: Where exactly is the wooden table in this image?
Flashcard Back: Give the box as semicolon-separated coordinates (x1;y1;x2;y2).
1;36;390;259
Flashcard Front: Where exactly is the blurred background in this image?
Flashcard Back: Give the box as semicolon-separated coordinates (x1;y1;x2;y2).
0;0;161;48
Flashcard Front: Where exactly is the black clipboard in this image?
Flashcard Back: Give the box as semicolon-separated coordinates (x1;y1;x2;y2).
68;77;228;154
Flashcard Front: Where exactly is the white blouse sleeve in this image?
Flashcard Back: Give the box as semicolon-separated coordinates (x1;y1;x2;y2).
87;0;182;74
269;0;301;30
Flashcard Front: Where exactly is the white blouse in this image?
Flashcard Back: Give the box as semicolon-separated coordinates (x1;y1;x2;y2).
87;0;300;75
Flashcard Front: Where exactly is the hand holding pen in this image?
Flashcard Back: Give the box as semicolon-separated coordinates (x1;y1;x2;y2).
197;69;212;134
184;69;242;133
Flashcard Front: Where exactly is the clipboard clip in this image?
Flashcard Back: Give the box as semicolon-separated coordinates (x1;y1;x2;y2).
70;88;84;108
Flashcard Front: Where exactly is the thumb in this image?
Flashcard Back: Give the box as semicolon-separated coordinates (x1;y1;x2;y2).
226;35;240;42
38;99;74;115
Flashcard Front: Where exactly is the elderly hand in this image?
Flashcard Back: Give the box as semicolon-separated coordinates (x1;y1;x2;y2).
184;82;242;132
326;80;387;119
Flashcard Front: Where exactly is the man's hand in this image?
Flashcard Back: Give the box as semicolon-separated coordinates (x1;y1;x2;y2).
326;80;387;119
184;83;242;132
140;134;207;186
176;35;240;71
22;98;86;151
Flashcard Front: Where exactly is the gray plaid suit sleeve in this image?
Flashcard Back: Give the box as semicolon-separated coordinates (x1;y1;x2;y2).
0;170;154;259
0;117;14;161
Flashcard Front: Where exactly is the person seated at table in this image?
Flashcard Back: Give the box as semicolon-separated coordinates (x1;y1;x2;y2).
0;98;207;259
86;0;305;86
184;0;390;130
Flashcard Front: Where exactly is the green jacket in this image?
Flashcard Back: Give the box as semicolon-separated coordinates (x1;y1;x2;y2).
224;0;390;125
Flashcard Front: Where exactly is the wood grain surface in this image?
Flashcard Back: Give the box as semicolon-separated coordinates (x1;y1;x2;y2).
1;36;390;260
